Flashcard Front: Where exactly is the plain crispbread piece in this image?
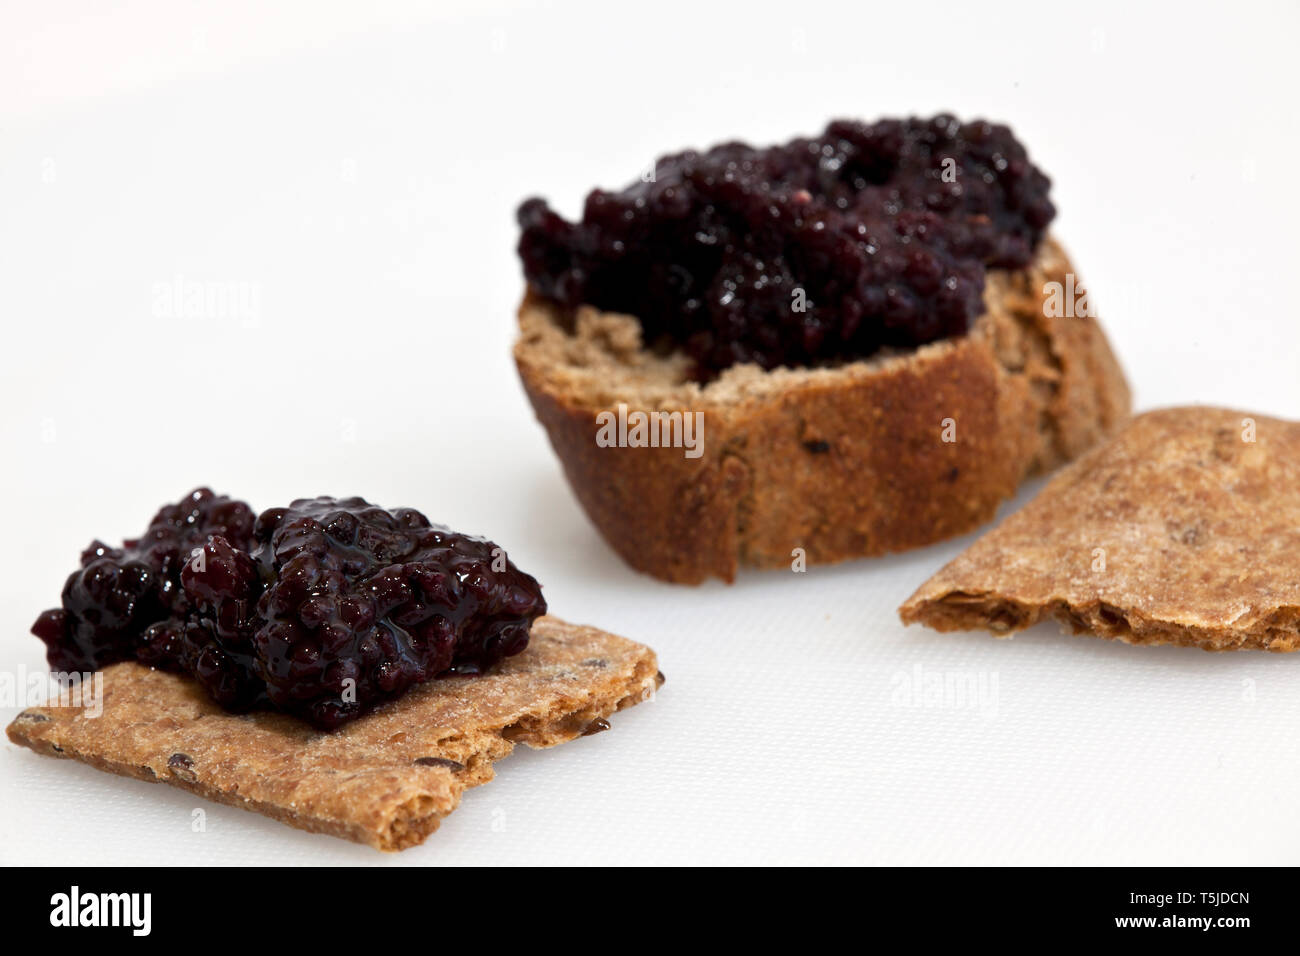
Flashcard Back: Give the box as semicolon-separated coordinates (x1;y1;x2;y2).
5;616;662;851
899;407;1300;651
515;237;1131;584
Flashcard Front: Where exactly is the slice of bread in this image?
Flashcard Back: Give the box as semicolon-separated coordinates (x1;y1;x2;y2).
515;237;1131;584
899;407;1300;651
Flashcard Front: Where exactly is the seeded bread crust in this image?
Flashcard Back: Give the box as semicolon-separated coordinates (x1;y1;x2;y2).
5;616;662;851
515;237;1131;583
898;407;1300;651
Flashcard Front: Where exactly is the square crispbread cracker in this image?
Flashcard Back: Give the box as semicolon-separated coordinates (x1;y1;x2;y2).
5;616;662;851
899;407;1300;652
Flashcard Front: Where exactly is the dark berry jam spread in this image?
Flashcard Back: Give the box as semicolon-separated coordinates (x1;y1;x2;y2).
32;490;547;729
31;489;256;674
518;115;1055;380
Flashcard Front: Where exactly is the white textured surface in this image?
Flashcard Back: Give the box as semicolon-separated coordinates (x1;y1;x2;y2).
1;0;1298;866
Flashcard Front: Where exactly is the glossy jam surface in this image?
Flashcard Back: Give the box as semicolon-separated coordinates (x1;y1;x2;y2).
33;490;547;728
31;489;256;673
518;115;1055;380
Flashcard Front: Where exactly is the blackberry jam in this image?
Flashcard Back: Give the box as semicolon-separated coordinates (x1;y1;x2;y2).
518;115;1055;380
33;491;547;729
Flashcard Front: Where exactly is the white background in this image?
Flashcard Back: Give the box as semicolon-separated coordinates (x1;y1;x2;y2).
2;0;1298;866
